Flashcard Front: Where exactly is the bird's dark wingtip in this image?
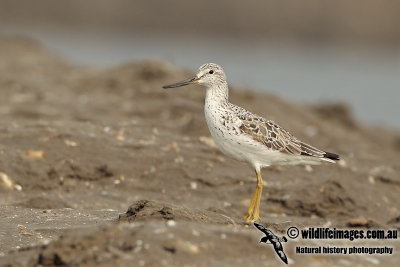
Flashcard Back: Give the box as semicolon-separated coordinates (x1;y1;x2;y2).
324;151;340;160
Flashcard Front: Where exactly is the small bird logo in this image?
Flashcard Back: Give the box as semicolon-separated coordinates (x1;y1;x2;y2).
254;223;288;264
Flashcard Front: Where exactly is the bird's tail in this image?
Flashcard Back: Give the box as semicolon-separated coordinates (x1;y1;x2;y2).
323;151;340;161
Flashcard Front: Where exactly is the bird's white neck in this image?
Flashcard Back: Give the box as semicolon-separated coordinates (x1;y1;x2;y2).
205;82;229;105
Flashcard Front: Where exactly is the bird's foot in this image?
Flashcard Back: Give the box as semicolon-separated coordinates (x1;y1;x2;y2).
243;212;261;223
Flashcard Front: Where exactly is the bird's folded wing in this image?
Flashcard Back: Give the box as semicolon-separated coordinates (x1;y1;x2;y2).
238;115;327;158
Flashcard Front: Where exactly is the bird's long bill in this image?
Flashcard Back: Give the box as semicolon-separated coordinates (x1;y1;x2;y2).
162;77;198;89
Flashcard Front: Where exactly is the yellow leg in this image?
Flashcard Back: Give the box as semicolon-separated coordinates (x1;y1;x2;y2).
243;184;259;221
243;170;263;222
253;172;263;220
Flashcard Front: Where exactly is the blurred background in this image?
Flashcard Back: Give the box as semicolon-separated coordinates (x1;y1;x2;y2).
1;0;399;128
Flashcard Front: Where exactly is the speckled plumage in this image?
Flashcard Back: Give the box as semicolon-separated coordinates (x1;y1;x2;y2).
199;63;338;171
163;63;339;222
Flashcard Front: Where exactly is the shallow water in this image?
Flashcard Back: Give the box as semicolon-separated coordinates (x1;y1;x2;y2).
2;27;400;129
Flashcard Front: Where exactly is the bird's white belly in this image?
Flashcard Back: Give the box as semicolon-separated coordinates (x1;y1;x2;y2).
204;105;264;164
209;124;247;161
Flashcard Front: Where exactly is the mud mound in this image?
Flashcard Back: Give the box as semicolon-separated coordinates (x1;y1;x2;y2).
269;180;357;218
6;222;266;267
313;102;357;128
16;196;71;209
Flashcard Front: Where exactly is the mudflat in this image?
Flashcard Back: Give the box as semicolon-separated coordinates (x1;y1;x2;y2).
0;36;399;266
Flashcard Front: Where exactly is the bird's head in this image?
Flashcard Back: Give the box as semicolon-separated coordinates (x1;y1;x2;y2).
163;63;227;89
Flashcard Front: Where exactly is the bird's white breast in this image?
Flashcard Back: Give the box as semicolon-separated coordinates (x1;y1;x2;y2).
204;91;253;163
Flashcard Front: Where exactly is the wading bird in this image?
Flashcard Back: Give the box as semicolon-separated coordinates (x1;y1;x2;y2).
163;63;339;222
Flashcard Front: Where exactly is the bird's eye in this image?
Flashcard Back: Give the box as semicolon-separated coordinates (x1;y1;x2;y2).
209;70;214;74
